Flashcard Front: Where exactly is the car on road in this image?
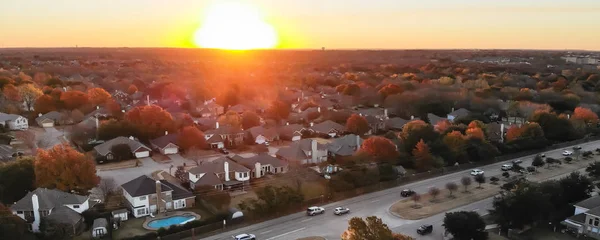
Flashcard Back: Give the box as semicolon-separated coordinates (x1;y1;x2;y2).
512;159;523;164
219;148;230;154
574;146;582;150
501;164;513;171
540;154;546;158
333;207;350;215
233;233;256;240
307;206;325;216
417;224;433;235
563;150;573;156
470;169;484;176
400;189;416;197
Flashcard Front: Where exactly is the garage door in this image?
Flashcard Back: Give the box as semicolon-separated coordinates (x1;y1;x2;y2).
163;148;178;155
135;151;150;158
42;122;54;128
292;136;301;141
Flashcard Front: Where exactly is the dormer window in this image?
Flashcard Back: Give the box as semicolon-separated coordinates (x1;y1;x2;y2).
73;205;80;208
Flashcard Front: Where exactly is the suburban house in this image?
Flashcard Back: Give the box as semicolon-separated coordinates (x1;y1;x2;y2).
0;112;28;130
232;153;288;178
447;108;471;122
150;132;179;155
187;157;251;191
204;123;245;149
247;126;279;145
385;117;411;131
364;115;385;135
427;113;447;126
121;175;195;218
228;104;254;114
279;123;304;141
0;144;18;163
276;138;328;165
355;108;388;120
193;117;217;131
36;111;65;127
486;122;505;143
11;188;90;234
196;100;224;118
327;134;364;158
309;120;346;137
562;195;600;238
94;136;152;160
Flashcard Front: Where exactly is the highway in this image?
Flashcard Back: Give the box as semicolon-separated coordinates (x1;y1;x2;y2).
202;140;600;240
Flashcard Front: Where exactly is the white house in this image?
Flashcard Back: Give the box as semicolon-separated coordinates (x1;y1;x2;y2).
121;175;195;218
187;157;251;190
150;132;179;155
10;188;89;233
0;112;28;130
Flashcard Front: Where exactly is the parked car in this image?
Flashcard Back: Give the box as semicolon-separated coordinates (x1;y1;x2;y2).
333;207;350;215
417;224;433;235
574;146;582;150
233;233;256;240
219;148;230;154
470;169;484;176
512;159;523;164
501;164;513;171
540;154;546;158
307;206;325;216
563;150;573;156
400;189;416;197
264;141;270;146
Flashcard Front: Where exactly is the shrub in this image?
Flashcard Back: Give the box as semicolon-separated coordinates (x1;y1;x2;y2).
490;177;499;184
502;172;510;178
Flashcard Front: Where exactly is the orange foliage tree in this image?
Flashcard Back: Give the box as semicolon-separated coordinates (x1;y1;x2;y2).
104;98;123;117
125;104;176;140
2;84;22;102
443;131;467;153
60;90;90;110
34;94;57;114
17;84;43;111
359;136;398;162
413;139;436;172
127;84;138;95
346;114;370;136
87;87;112;106
378;84;403;97
505;126;523;142
505;122;545;142
35;144;99;194
434;119;452;133
178;126;207;151
573;107;599;125
466;127;485;140
240;111;261;130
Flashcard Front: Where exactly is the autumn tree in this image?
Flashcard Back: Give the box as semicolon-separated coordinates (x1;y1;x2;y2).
346;114;370;136
267;100;290;121
359;136;399;163
98;119;138;141
87;87;112;106
466;127;485;140
401;120;438;153
178;126;207;151
218;111;242;129
17;84;43;111
378;84;403;98
342;216;402;240
0;203;26;240
443;131;467;155
104;98;123;118
0;157;35;204
241;111;261;130
2;84;21;102
573;107;599;125
60;90;90;110
127;84;138;95
35;144;99;194
125;105;176;140
413;139;436;172
435;119;452;133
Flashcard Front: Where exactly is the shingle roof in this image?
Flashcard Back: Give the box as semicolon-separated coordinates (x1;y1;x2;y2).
36;111;62;123
310;120;345;134
45;206;83;225
449;108;471;118
0;144;15;162
10;188;88;211
93;136;150;156
235;153;287;168
575;195;600;209
0;112;22;122
188;157;250;175
228;104;253;113
92;218;108;229
278;124;303;139
385;117;409;130
567;213;587;225
355;108;385;117
276;139;326;161
248;126;279;140
205;125;244;135
327;134;363;157
427;113;447;126
160;180;194;200
121;175;173;198
150;134;179;149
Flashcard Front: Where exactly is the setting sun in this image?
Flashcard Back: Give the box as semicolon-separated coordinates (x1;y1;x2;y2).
193;2;277;50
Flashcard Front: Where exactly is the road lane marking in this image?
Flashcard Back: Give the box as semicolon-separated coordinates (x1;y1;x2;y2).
261;230;272;234
370;199;381;203
301;218;312;222
265;227;306;240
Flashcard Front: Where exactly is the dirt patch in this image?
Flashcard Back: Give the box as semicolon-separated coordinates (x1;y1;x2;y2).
296;237;326;240
96;159;141;171
230;191;258;209
151;154;172;163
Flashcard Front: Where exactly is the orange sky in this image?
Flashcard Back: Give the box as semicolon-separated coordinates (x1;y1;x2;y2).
1;0;599;50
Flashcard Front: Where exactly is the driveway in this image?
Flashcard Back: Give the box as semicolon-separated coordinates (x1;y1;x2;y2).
35;127;64;148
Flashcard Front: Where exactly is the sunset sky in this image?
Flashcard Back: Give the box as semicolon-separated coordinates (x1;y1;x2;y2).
1;0;599;50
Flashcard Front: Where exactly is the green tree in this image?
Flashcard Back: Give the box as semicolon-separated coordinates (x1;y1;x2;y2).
490;182;552;230
195;185;231;211
586;161;600;179
559;172;592;204
474;175;486;189
109;144;132;161
342;216;403;240
531;155;545;170
0;203;26;240
0;157;35;204
443;211;488;240
461;176;472;192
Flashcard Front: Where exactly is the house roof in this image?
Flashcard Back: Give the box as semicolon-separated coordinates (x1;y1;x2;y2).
93;136;150;156
276;139;326;161
188;157;250;175
0;112;23;122
205;125;244;135
427;113;447;126
159;180;194;200
36;111;62;125
567;213;587;225
0;144;15;162
206;134;224;144
83;108;110;120
586;206;600;217
45;206;83;226
278;124;304;138
310;120;345;134
327;134;363;157
355;108;386;117
10;188;88;211
228;104;253;113
193;117;217;128
449;108;471;118
121;175;173;198
191;172;223;186
575;195;600;209
248;126;279;140
385;117;409;130
150;133;179;149
235;153;287;168
92;218;108;229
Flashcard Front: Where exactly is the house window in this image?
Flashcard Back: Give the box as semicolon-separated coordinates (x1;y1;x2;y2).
136;208;147;216
40;210;49;217
139;196;147;201
590;218;594;225
17;211;23;214
73;205;80;209
595;218;599;226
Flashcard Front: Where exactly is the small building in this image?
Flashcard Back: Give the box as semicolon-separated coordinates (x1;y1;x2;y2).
247;126;279;145
233;153;288;178
279;124;303;141
36;111;65;127
91;218;108;239
309;120;345;138
150;132;179;155
0;112;29;130
327;134;363;158
447;108;471;122
111;209;128;222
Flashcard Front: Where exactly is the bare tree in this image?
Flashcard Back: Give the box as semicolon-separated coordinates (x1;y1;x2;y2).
446;182;458;198
411;193;421;208
429;187;441;202
98;177;117;199
461;176;472;193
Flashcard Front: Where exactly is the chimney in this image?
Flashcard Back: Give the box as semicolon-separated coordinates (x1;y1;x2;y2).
411;115;414;120
224;161;230;181
451;107;455;113
384;109;388;119
317;107;321;113
147;95;150;106
310;122;314;127
38;113;42;117
311;139;318;163
129;136;135;140
286;122;289;126
165;131;168;136
255;162;262;178
155;180;162;213
96;105;100;110
216;122;219;129
500;123;505;142
32;194;40;232
356;135;361;150
568;114;571;119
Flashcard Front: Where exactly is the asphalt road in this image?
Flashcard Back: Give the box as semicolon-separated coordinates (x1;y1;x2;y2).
201;140;600;240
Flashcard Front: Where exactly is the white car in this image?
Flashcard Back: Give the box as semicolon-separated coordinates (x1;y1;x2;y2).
334;207;350;215
233;233;256;240
563;150;573;156
470;169;484;176
307;206;325;216
501;164;513;171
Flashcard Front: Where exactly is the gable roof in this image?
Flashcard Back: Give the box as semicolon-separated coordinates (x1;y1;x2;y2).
248;126;279;140
0;144;15;162
276;139;327;161
121;175;173;197
10;188;88;211
205;125;244;135
0;112;23;122
575;195;600;209
385;117;409;130
188;157;250;175
45;206;83;225
228;104;253;113
159;180;194;200
93;136;150;156
427;113;447;126
449;108;471;118
36;111;62;122
278;124;304;138
310;120;345;134
150;133;179;149
235;153;287;168
327;134;363;156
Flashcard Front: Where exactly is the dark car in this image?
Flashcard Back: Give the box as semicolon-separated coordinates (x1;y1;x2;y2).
401;189;416;197
417;224;433;235
219;148;229;154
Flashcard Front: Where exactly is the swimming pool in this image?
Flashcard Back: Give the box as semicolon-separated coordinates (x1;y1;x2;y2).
147;215;196;229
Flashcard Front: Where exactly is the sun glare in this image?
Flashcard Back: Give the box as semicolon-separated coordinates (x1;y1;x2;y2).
194;2;277;50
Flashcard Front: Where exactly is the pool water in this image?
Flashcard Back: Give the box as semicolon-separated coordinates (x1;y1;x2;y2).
147;215;196;229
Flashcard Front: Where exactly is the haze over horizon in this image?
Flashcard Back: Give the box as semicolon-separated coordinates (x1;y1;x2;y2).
1;0;599;50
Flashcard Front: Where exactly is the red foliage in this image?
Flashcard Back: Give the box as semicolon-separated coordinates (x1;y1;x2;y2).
573;107;599;124
35;144;99;194
127;84;138;95
378;84;403;97
346;114;370;135
2;84;21;102
359;136;398;162
505;126;523;142
413;139;434;172
60;90;90;110
87;87;112;106
178;126;207;150
125;104;176;140
466;127;485;140
34;94;57;114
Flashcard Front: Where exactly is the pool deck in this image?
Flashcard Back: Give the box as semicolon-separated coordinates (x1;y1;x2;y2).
142;211;202;230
